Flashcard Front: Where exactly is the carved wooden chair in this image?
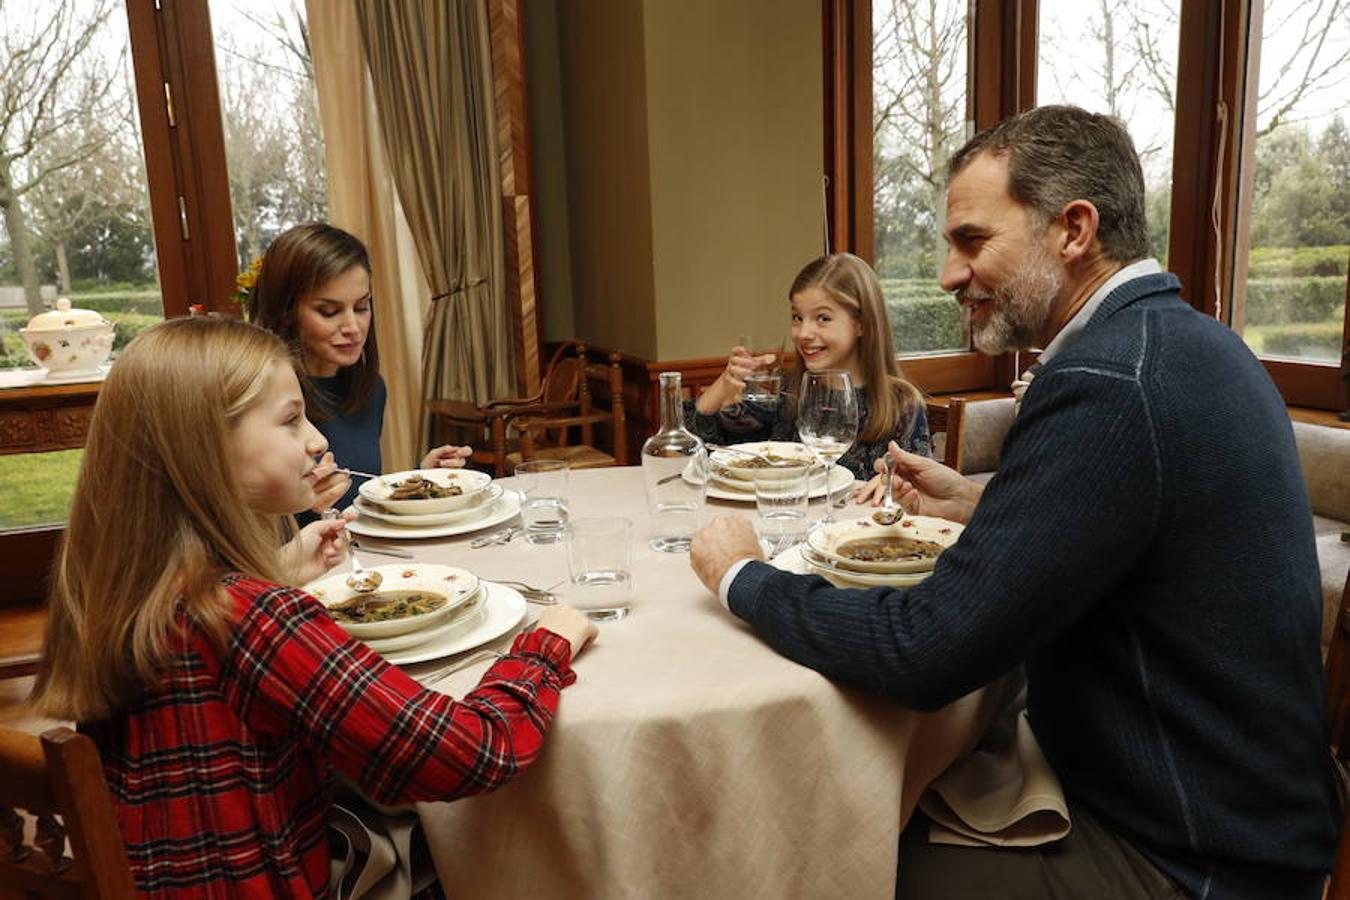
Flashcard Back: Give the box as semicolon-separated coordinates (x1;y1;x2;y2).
427;341;628;476
1324;570;1350;900
0;726;136;899
924;396;967;471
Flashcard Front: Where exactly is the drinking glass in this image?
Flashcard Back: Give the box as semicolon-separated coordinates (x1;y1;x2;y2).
754;465;811;554
565;516;634;621
738;332;783;403
514;459;569;544
797;370;858;522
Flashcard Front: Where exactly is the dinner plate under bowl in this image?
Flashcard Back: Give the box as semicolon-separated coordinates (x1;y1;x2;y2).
357;468;494;515
360;586;488;653
347;489;522;540
772;544;932;589
354;483;504;526
305;563;481;639
806;515;963;574
692;463;853;502
798;545;932;588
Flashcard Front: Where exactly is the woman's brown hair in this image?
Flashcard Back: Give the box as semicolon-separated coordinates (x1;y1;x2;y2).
30;317;294;721
248;222;379;419
788;253;923;444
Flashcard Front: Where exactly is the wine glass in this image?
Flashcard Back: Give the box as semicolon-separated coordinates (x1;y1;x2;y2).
797;370;859;522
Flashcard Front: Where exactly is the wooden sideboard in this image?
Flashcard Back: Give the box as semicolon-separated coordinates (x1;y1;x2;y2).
0;382;100;456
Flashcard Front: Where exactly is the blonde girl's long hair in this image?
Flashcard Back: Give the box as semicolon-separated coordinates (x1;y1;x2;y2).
31;317;294;722
788;253;923;444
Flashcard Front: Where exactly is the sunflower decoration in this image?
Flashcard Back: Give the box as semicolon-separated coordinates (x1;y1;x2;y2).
232;256;264;316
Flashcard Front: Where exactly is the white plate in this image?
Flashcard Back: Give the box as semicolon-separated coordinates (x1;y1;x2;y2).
357;468;494;514
361;587;488;653
347;489;522;540
305;564;481;639
382;582;528;665
806;515;962;573
773;544;932;589
354;483;504;526
692;463;854;502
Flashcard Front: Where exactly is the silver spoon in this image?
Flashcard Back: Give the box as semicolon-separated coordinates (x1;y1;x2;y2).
324;508;383;592
872;453;903;525
345;544;383;593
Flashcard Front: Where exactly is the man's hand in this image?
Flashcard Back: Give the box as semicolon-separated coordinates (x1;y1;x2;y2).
690;514;765;595
883;442;984;524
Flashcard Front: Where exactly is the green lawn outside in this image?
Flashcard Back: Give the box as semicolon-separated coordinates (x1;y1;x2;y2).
0;449;83;529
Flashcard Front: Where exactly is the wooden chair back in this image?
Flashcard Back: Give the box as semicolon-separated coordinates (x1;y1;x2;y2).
514;348;628;469
0;726;136;899
1325;571;1350;900
924;396;967;471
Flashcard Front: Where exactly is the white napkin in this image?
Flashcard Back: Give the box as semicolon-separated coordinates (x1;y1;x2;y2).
919;678;1070;847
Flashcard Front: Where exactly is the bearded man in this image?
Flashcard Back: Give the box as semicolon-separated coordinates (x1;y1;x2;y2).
689;105;1337;899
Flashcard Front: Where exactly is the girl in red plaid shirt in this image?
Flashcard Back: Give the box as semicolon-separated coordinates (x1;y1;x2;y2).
30;317;597;898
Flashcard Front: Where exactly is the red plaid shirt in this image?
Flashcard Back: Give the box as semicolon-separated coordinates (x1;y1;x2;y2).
82;573;575;898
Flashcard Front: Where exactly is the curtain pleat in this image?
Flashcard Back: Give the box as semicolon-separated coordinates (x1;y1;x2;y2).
354;0;513;454
306;0;427;471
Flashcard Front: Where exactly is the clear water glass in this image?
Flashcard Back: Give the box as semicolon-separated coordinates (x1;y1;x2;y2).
515;459;570;544
754;466;811;552
743;371;783;403
565;517;633;621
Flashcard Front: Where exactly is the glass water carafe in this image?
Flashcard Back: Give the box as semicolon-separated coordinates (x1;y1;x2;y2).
642;372;707;552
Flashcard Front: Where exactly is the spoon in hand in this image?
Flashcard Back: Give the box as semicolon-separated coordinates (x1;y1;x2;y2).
872;453;903;526
324;508;383;592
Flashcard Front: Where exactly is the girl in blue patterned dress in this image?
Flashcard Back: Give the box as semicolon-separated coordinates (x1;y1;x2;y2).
684;253;931;482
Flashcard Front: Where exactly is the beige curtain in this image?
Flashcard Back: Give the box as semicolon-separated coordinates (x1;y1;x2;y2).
307;0;428;471
354;0;514;448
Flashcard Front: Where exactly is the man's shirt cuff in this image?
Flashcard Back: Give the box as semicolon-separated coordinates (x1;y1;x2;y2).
717;558;755;610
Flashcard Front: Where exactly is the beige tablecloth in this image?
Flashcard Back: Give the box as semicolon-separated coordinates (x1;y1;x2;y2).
382;466;1004;899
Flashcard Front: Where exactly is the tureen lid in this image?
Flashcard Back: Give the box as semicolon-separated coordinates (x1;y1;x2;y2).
23;298;109;332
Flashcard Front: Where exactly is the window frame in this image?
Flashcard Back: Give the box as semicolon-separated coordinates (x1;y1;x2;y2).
833;0;1350;413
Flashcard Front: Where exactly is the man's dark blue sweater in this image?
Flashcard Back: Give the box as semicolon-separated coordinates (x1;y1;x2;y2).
728;273;1338;898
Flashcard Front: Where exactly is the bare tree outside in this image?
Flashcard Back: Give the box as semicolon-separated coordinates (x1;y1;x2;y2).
0;0;121;315
871;0;969;355
213;0;328;276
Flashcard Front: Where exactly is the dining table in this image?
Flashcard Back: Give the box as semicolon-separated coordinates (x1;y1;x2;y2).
371;465;1003;899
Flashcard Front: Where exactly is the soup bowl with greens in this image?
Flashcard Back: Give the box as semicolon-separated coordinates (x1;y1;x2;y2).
305;563;482;639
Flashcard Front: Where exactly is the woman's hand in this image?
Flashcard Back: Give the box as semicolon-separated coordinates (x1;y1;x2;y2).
867;442;983;524
284;512;354;585
421;444;473;469
308;451;351;513
694;345;779;414
533;605;600;661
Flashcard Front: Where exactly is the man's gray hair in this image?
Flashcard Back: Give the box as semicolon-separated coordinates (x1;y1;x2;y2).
947;105;1150;263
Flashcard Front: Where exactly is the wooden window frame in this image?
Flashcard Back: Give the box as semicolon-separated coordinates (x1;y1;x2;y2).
824;0;1036;395
836;0;1350;414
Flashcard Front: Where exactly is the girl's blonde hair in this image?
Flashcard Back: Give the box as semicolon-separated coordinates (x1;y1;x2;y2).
789;253;923;444
31;317;294;721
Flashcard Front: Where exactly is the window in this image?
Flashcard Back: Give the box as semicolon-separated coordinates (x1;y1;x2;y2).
209;1;328;276
0;0;166;532
871;0;970;356
1235;0;1349;367
1037;0;1179;267
832;0;1350;411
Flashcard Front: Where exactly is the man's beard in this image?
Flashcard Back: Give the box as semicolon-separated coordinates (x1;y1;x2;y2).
960;241;1063;355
